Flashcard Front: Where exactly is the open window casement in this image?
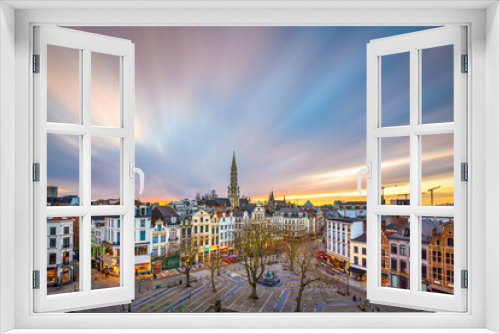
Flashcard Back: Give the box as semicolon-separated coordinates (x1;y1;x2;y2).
364;26;467;312
33;26;141;312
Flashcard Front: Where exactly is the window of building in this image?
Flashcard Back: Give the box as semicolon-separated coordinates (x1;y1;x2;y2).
400;245;407;256
391;258;398;271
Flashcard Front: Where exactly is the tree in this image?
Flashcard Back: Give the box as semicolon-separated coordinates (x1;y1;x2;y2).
179;238;199;288
280;229;302;272
234;222;275;300
283;231;339;312
206;250;220;292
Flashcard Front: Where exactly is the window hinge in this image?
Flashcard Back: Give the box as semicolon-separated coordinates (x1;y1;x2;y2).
33;163;40;182
33;270;40;289
461;162;468;182
461;54;468;73
461;270;468;289
33;54;40;73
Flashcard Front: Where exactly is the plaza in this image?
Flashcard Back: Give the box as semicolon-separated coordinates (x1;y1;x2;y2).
81;261;418;313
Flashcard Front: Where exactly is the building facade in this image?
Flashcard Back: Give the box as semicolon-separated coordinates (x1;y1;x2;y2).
326;218;364;271
46;217;75;287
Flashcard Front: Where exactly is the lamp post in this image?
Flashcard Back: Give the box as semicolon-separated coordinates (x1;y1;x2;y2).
344;260;350;295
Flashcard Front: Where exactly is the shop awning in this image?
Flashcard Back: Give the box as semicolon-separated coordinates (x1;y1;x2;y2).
348;266;366;276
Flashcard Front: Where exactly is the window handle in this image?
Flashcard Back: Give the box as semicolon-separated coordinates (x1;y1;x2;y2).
357;162;372;194
129;162;145;195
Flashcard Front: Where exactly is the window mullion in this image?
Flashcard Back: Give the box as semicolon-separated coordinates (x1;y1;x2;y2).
81;48;92;294
409;47;420;293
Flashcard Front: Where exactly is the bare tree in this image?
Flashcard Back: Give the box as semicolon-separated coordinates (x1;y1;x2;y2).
205;249;223;293
280;229;302;272
234;222;275;300
179;238;199;288
283;231;339;312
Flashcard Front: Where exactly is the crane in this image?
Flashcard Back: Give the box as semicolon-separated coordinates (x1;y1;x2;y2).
381;184;398;205
425;186;441;206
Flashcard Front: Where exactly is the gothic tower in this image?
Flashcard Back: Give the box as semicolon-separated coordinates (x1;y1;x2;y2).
228;151;240;208
268;189;275;208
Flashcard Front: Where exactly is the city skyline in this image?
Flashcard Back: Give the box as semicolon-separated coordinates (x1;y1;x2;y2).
47;26;454;206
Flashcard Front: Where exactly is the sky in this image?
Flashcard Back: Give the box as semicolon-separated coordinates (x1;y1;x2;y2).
46;26;454;206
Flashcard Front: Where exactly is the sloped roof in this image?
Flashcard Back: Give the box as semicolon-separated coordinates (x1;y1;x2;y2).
351;233;367;244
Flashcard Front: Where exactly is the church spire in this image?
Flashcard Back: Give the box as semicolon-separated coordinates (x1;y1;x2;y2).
228;151;240;208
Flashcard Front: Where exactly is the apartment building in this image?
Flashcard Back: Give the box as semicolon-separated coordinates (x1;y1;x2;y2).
326;218;364;271
428;218;454;294
349;233;367;281
46;217;75;287
134;205;151;275
101;216;121;276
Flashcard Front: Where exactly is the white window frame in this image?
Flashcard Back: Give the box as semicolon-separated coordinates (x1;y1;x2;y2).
365;26;467;312
33;25;136;313
0;1;498;334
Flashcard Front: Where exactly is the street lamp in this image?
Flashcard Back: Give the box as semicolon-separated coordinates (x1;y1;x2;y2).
344;260;350;295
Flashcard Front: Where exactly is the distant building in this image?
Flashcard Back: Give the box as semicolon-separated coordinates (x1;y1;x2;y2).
428;218;454;294
47;185;58;198
337;201;367;211
384;218;442;290
46;217;75;287
220;211;236;255
227;151;240;208
272;207;310;233
349;233;367;281
134;204;152;275
47;195;79;206
190;209;215;263
102;216;121;276
326;218;364;271
151;206;181;271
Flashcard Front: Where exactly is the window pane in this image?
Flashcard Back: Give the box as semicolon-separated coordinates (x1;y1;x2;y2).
47;217;80;295
91;136;121;205
421;45;454;124
421;134;454;206
381;52;410;127
92;216;121;290
47;45;80;124
47;134;80;206
91;52;121;127
381;137;410;205
381;215;410;289
421;217;454;295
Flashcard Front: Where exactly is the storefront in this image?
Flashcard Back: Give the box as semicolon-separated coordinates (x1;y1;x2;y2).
47;268;57;287
166;254;180;269
135;263;151;275
348;266;366;281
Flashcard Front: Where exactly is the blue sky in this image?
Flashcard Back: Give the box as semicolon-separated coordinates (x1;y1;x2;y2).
47;26;454;205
